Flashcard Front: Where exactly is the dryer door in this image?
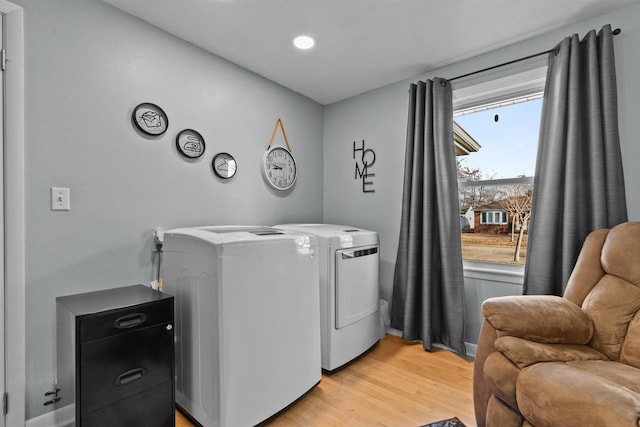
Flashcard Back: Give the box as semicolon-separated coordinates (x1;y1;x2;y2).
335;245;379;329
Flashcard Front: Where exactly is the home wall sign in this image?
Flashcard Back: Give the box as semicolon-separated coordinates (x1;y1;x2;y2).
132;102;168;136
353;139;375;193
176;129;205;159
212;152;237;179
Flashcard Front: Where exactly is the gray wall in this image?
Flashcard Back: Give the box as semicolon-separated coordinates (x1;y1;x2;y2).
323;85;408;303
18;0;324;419
323;4;640;340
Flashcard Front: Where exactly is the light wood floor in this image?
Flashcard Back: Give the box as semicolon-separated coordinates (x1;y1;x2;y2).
175;334;476;427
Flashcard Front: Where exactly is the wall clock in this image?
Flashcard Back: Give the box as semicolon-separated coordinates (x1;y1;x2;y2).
262;146;297;191
262;118;297;191
212;152;237;179
132;102;168;136
176;129;205;159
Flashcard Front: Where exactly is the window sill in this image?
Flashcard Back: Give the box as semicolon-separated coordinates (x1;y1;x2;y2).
463;260;524;284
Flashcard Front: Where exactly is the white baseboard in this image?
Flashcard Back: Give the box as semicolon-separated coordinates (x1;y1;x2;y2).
465;342;477;358
387;327;402;336
385;328;477;358
26;404;74;427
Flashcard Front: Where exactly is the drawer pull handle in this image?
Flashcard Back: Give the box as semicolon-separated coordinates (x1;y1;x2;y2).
114;368;147;386
114;313;147;329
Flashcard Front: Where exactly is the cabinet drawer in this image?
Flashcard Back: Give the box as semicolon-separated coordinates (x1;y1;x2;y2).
80;381;174;427
79;323;173;414
78;299;173;342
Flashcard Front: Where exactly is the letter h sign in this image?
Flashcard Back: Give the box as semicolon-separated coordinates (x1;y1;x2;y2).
353;140;375;193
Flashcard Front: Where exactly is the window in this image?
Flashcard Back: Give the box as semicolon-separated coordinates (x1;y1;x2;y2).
481;211;508;225
453;65;546;266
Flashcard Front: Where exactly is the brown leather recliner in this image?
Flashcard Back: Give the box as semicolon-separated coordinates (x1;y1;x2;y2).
474;221;640;427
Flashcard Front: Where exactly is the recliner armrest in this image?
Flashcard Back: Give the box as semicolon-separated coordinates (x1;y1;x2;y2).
494;336;609;369
482;295;594;344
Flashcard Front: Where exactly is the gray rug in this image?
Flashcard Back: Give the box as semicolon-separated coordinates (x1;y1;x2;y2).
421;417;466;427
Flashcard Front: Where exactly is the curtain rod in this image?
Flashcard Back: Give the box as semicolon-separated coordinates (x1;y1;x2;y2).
448;27;621;83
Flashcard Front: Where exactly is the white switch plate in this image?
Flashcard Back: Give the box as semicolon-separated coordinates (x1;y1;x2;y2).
51;187;70;211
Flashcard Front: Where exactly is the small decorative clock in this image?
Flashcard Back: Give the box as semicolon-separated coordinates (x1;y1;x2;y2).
176;129;205;159
212;152;237;179
132;102;168;136
262;118;297;191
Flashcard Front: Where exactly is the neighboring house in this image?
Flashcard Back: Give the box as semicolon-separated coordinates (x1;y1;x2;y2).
460;216;470;230
473;200;510;233
462;207;475;230
470;197;531;234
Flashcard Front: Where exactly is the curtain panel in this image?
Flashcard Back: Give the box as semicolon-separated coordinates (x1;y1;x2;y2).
524;24;628;296
391;78;466;357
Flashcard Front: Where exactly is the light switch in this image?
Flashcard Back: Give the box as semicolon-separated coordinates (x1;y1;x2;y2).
51;187;70;211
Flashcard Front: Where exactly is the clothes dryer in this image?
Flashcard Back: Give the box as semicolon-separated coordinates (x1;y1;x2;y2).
160;226;321;427
275;224;380;371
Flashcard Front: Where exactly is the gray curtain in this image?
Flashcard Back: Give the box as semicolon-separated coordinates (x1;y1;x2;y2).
391;78;466;357
524;25;628;296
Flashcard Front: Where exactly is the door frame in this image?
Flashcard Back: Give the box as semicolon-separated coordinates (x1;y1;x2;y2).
0;1;24;425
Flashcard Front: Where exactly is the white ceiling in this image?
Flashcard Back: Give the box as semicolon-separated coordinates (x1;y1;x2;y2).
103;0;640;105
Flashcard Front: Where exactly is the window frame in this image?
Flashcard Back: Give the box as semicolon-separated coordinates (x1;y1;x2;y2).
452;62;547;281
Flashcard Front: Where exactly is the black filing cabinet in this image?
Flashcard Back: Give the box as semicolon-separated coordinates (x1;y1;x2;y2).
56;284;174;427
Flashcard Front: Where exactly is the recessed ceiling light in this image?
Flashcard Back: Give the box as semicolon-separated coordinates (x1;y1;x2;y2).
293;35;315;50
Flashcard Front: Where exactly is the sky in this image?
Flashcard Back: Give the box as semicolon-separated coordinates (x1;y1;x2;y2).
455;98;542;179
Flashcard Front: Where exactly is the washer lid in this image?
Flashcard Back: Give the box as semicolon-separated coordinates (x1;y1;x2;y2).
274;223;378;247
164;225;304;245
203;226;284;236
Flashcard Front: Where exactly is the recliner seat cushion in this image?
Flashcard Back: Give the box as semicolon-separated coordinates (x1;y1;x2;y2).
565;360;640;393
516;361;640;427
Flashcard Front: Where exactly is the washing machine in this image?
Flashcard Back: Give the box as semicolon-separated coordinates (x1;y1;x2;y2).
274;224;380;372
160;226;321;427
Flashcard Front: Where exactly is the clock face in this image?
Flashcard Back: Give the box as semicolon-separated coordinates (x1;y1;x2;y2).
263;146;297;191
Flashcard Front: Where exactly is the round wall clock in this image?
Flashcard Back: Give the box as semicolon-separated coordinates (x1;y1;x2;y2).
262;146;297;191
176;129;205;159
132;102;168;136
212;152;237;179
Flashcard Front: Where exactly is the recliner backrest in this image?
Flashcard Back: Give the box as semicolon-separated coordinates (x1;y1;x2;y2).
564;222;640;365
